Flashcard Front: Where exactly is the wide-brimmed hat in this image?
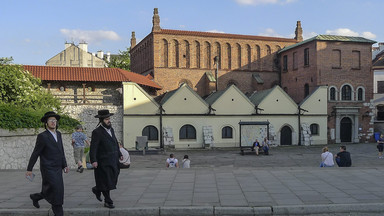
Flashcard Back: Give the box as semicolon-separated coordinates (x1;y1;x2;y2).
94;109;114;119
41;111;61;123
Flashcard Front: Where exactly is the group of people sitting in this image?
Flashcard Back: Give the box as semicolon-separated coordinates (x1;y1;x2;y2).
320;145;352;167
251;138;270;155
166;154;190;168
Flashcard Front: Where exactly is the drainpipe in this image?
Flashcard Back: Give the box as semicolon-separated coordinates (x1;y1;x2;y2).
298;106;302;146
159;105;165;149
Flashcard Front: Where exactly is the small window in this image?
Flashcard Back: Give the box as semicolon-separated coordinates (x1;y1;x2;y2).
293;52;298;70
332;49;341;69
283;55;288;71
142;125;159;141
179;124;196;139
304;48;309;66
357;88;364;101
59;86;66;92
304;83;309;98
341;85;352;101
330;87;336;101
352;50;360;69
310;124;319;135
378;81;384;94
222;126;233;139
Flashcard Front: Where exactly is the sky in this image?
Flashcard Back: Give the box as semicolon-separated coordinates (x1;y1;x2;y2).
1;0;383;66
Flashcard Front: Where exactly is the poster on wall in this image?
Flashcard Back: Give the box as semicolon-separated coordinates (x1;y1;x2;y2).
239;121;269;148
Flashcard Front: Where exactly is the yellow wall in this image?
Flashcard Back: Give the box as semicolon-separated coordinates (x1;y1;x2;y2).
211;86;255;115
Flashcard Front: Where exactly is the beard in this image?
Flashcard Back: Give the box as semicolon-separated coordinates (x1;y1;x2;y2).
101;121;112;129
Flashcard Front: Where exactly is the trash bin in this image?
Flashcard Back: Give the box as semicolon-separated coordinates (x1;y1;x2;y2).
374;132;381;142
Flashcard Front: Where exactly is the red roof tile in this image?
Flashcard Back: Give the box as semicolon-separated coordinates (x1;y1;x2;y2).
145;74;154;80
23;65;161;89
157;29;298;43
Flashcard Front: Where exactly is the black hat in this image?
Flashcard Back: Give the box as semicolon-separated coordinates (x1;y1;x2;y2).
95;109;114;119
41;111;61;123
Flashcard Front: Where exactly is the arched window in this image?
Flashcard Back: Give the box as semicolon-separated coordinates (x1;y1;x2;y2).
341;85;352;101
179;124;196;139
162;39;168;67
205;42;211;69
330;87;336;101
357;87;364;101
215;42;221;69
184;40;190;68
310;124;319;135
226;43;231;69
237;43;241;69
142;125;159;141
195;41;200;68
247;44;251;70
304;83;309;98
255;45;261;69
222;126;233;138
172;40;179;68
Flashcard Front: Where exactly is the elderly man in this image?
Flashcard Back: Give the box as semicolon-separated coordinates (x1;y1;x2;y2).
26;111;69;216
90;110;122;209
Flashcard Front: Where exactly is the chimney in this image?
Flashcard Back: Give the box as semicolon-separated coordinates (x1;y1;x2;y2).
65;42;72;49
79;42;88;52
97;51;104;59
131;31;137;48
106;52;111;62
294;21;303;42
152;8;161;32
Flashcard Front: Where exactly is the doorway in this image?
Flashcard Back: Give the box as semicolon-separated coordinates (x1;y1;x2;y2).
280;126;292;145
340;117;352;142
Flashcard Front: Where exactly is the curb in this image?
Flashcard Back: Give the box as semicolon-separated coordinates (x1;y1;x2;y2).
1;204;384;216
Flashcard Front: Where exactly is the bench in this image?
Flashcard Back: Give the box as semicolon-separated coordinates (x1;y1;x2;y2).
240;146;267;156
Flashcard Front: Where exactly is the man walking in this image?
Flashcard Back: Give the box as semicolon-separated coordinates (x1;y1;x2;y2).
71;124;90;173
90;110;122;208
26;111;69;216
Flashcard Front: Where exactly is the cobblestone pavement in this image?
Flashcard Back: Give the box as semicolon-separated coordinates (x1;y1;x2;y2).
1;143;384;215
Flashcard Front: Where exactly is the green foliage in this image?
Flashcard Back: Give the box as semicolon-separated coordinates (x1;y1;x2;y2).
0;103;80;131
108;47;131;71
0;60;80;131
0;64;61;111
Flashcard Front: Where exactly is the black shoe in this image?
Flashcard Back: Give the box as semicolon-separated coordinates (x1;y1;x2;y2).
79;167;84;173
30;194;40;208
104;202;115;209
92;187;102;202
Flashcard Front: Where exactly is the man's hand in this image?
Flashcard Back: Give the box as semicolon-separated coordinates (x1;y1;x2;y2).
26;171;33;178
92;162;98;168
63;167;69;173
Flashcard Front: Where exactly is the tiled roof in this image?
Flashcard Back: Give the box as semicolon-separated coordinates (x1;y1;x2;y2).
23;65;161;89
279;35;377;53
157;29;297;43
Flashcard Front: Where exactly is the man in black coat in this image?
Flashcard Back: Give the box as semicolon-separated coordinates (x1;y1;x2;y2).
26;111;69;216
90;109;122;209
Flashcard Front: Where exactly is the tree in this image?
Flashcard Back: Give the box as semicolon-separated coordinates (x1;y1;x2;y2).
0;63;61;111
0;57;14;65
107;47;130;71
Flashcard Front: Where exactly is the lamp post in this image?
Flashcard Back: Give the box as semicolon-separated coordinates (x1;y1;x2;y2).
213;56;219;92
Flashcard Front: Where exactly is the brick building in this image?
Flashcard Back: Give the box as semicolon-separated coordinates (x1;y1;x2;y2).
278;35;376;143
130;8;300;96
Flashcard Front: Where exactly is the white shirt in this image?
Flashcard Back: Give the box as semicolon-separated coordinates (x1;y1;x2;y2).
119;147;130;165
182;159;190;168
48;130;58;142
101;125;112;137
321;151;334;166
166;158;178;168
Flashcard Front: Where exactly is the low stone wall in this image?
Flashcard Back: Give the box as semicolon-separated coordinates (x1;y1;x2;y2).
62;104;123;142
0;129;76;170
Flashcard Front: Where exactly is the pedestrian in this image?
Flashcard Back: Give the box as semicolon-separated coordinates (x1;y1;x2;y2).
377;134;384;158
71;124;90;173
166;153;179;168
118;141;131;169
26;111;69;216
262;137;270;155
182;155;190;168
335;145;352;167
320;146;334;167
252;139;261;155
90;110;122;209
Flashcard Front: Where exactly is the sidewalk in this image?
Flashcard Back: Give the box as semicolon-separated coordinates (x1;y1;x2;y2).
1;143;384;215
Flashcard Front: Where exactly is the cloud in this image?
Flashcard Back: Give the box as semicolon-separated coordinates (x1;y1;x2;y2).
235;0;296;6
206;30;225;33
24;38;31;43
60;29;121;43
259;28;284;37
325;28;376;39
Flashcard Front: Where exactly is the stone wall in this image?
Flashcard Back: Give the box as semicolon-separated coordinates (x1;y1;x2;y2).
62;104;123;142
0;129;76;170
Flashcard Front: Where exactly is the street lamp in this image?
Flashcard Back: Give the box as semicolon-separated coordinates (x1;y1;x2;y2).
213;56;219;92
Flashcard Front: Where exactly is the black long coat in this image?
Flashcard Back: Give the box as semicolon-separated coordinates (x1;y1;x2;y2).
90;126;121;191
27;130;67;205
